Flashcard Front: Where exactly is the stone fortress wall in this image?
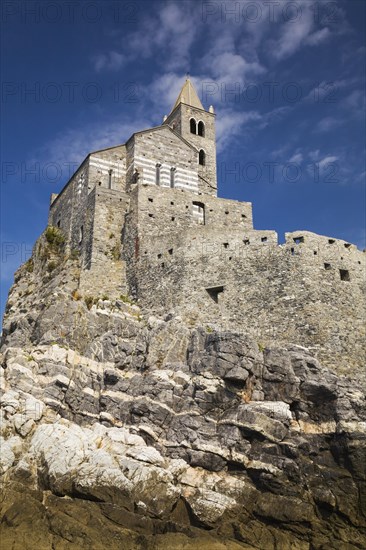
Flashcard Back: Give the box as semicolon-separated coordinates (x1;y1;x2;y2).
45;79;365;371
124;185;365;371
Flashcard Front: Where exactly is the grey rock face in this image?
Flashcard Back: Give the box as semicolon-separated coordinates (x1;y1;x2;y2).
0;256;365;548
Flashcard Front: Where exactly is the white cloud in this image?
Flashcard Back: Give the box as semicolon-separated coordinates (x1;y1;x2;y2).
93;51;126;72
127;3;198;71
267;1;337;61
343;89;366;111
316;117;343;132
289;152;303;163
216;109;262;152
305;27;331;46
34;118;152;167
269;3;314;60
209;52;266;84
318;155;338;170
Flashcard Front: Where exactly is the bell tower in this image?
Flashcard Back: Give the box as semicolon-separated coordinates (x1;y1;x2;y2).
163;78;217;196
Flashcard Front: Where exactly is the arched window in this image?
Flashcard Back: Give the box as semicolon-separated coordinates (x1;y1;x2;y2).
198;121;205;137
199;150;206;166
156;163;161;186
192;201;205;225
170;167;176;188
190;118;197;134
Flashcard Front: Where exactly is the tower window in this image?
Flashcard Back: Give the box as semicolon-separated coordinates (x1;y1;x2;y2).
108;169;113;189
199;149;206;166
156;163;161;186
190;118;197;134
170;167;176;188
192;201;205;225
198;121;205;137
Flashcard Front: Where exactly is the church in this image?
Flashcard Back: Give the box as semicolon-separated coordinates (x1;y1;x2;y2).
47;78;365;372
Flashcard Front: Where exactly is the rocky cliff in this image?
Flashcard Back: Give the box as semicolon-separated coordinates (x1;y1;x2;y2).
1;232;365;549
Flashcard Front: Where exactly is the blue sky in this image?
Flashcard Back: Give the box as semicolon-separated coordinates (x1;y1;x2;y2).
1;0;365;321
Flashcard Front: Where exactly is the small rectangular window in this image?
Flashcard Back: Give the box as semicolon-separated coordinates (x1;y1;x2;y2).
339;269;350;281
328;239;335;244
261;237;267;243
192;201;205;225
324;263;331;270
206;286;224;304
344;243;351;249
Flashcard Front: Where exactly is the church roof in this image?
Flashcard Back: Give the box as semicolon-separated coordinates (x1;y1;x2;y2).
171;78;204;112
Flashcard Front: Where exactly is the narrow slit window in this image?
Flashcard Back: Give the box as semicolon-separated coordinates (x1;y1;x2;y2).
192;201;205;225
156;163;161;186
170;167;176;188
79;225;84;244
108;169;113;189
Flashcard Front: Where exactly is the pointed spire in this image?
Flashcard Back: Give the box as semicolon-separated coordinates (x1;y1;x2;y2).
171;78;204;112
